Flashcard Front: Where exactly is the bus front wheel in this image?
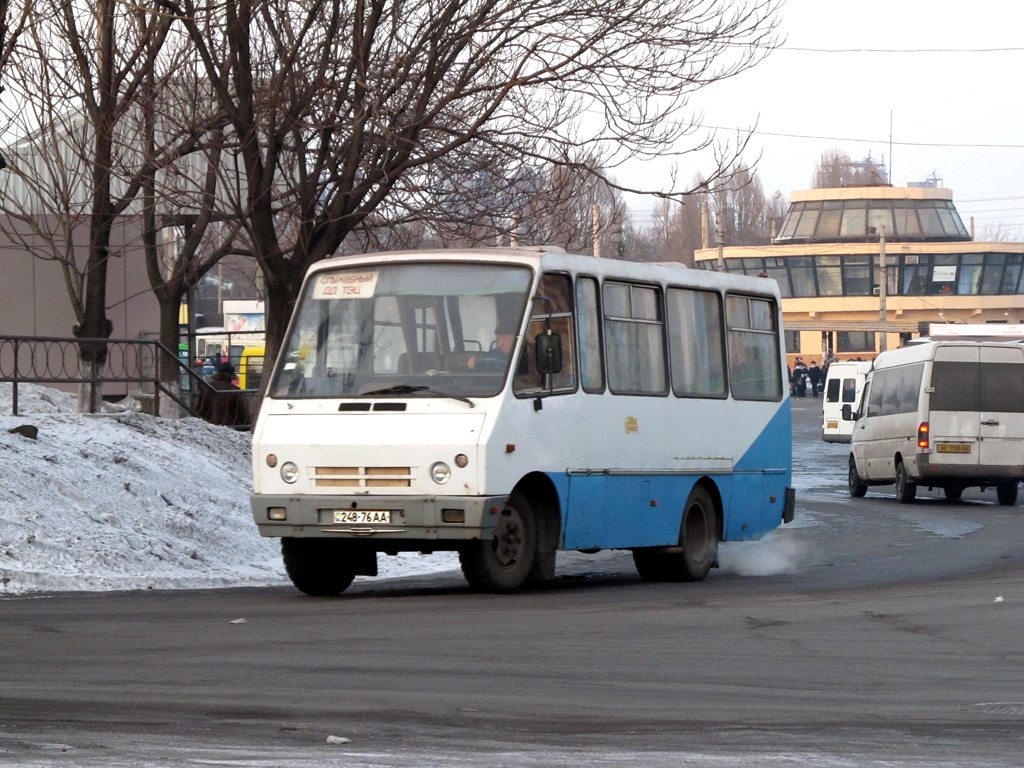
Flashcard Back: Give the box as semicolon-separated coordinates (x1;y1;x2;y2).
281;538;356;596
459;493;537;593
633;485;718;583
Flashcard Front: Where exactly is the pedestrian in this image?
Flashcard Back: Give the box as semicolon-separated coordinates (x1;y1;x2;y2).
808;360;822;397
792;357;808;397
194;362;249;427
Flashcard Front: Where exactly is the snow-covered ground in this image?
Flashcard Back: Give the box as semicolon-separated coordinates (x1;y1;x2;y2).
0;383;461;596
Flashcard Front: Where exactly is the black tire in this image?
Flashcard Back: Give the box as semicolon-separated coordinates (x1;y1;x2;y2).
459;492;536;593
848;457;868;498
943;484;963;502
281;538;356;596
632;485;718;583
894;461;917;504
996;480;1018;506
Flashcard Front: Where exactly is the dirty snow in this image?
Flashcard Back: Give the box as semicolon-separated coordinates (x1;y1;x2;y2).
0;383;459;596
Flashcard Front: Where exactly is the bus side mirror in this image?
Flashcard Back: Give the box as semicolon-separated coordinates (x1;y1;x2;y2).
842;404;853;421
535;331;562;374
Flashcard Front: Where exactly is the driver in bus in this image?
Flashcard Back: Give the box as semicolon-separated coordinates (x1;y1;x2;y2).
468;320;516;371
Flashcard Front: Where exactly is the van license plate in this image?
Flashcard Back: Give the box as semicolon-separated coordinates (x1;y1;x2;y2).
333;510;391;524
937;444;971;454
826;420;838;429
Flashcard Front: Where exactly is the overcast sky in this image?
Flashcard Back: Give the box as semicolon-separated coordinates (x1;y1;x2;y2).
624;0;1024;239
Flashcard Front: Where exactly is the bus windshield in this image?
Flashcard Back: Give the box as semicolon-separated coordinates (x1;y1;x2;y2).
270;262;533;399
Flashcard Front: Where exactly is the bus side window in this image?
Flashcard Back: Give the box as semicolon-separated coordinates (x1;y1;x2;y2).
576;276;604;393
513;273;576;395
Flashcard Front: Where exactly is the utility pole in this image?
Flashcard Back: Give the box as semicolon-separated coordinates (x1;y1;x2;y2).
592;205;601;258
715;213;726;272
878;225;888;353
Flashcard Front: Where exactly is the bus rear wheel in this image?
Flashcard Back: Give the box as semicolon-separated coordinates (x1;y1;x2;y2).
459;493;537;593
281;538;356;596
633;486;718;583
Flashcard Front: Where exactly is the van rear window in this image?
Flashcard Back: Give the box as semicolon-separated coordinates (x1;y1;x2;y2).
932;362;1024;412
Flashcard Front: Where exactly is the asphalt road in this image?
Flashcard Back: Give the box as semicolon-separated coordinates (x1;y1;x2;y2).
1;396;1022;767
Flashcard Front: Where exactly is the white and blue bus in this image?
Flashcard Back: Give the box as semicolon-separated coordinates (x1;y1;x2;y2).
250;247;795;595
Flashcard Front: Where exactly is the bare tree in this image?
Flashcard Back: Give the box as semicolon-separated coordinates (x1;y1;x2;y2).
0;0;30;169
812;148;888;189
0;0;229;410
159;0;780;369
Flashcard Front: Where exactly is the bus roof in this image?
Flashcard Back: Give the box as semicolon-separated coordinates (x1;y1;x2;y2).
306;247;780;299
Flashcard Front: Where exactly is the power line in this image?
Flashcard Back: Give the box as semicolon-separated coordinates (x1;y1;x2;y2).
701;125;1024;150
772;45;1024;54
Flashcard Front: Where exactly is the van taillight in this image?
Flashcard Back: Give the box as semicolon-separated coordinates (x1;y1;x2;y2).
918;422;930;449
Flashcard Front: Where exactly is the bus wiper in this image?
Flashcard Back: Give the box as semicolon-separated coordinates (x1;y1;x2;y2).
362;384;427;396
361;384;475;407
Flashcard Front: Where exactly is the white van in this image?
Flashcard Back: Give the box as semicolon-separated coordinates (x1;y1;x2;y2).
822;360;871;443
848;341;1024;504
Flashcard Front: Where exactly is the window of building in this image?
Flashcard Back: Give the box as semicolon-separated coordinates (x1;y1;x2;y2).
789;256;816;296
814;201;843;239
794;203;821;238
784;330;800;354
778;203;803;239
839;203;866;237
867;206;894;237
918;205;944;237
815;256;843;296
893;204;921;236
842;256;872;295
937;202;969;237
837;331;875;353
980;253;1006;295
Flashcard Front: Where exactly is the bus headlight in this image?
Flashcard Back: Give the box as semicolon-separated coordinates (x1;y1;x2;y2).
280;462;300;484
454;453;469;468
430;461;451;485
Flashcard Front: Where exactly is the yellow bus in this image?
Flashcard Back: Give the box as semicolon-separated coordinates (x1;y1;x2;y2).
238;346;265;390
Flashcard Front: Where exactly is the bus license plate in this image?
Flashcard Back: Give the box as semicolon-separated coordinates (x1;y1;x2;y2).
333;510;391;524
937;444;971;454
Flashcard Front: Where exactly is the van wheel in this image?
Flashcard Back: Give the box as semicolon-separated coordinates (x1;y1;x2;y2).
281;538;356;596
459;493;536;593
632;486;718;583
996;481;1018;506
895;461;917;504
943;484;963;501
848;457;868;497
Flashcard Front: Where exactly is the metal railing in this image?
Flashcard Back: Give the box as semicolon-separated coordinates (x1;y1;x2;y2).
0;334;259;428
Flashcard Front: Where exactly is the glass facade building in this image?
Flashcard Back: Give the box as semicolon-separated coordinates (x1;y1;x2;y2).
694;186;1024;361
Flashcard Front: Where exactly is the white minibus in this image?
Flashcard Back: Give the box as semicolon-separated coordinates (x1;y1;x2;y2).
822;360;871;443
250;247;795;595
848;341;1024;504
